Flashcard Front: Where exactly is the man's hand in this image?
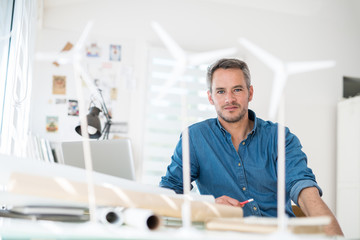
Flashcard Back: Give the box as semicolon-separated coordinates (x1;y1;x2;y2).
215;195;243;207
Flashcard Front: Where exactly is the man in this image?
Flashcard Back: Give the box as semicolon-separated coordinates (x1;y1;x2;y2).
159;58;343;236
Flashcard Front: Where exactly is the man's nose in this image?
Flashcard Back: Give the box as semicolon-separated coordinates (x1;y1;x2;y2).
225;91;235;103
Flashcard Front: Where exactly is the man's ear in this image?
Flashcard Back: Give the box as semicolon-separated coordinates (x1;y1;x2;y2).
248;85;254;102
207;90;214;105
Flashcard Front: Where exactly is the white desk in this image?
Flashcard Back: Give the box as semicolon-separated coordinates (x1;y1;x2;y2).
0;155;343;240
0;216;340;240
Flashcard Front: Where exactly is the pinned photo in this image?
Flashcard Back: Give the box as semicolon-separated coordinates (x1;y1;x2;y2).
46;116;59;132
55;98;66;104
52;75;66;95
110;87;118;100
68;100;79;116
86;43;100;57
109;44;121;61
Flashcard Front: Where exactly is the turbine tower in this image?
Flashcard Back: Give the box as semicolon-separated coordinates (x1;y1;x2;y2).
35;22;98;222
239;37;335;234
151;21;237;230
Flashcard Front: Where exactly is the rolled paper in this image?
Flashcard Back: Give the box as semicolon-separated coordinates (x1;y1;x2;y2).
123;208;161;230
97;207;124;225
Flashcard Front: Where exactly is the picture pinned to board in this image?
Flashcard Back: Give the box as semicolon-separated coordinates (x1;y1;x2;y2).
46;116;59;133
55;99;66;104
68;100;79;116
52;75;66;95
109;44;121;61
86;43;101;57
110;88;118;100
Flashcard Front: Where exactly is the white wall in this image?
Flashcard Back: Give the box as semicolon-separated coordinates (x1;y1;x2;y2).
31;0;360;215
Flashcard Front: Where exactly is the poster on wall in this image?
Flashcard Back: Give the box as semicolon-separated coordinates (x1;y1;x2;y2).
109;44;121;61
46;116;59;133
110;88;118;100
55;99;66;104
68;100;79;116
86;43;101;57
52;75;66;95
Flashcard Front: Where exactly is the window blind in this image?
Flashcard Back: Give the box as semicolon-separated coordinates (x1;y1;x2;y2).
142;47;216;186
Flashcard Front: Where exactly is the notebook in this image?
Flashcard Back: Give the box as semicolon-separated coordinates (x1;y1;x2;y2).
61;139;136;181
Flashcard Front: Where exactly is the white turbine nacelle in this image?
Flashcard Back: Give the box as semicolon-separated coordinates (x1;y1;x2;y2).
151;21;237;101
238;37;335;120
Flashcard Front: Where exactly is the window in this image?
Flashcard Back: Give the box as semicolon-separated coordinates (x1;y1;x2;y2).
141;47;216;185
0;0;36;157
0;0;14;135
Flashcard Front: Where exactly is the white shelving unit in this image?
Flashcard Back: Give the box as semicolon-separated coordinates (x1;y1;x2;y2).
337;96;360;239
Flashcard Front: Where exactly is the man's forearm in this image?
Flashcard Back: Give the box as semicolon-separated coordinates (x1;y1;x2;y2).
298;187;343;236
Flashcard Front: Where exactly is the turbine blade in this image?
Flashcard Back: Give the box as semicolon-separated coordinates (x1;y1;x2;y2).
151;21;186;60
238;38;283;71
155;62;187;101
35;51;63;61
188;47;238;66
74;21;94;52
34;51;72;64
286;61;335;75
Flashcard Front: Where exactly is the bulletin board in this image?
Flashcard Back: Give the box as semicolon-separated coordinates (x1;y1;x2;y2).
31;30;137;142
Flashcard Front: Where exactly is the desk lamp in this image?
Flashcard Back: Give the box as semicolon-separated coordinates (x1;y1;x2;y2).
75;88;112;140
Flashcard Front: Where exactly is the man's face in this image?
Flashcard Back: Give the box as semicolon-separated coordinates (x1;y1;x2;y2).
207;68;253;123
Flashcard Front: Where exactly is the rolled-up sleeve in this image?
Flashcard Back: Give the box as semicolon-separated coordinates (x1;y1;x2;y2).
284;127;323;206
290;179;323;206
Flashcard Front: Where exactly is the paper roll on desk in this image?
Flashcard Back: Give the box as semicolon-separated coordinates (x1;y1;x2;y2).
7;172;243;221
97;207;124;225
123;208;161;230
97;207;161;230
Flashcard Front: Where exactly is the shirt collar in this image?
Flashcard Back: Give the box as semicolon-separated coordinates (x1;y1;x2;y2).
215;109;258;136
248;109;257;135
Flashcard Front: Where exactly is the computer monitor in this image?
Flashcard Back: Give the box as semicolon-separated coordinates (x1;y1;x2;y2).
61;139;136;181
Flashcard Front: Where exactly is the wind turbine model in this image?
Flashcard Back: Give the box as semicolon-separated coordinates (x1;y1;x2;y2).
238;37;335;234
35;22;98;222
151;21;237;101
151;21;237;230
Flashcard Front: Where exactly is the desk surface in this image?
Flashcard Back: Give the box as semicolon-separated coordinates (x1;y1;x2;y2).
0;216;340;240
0;155;344;240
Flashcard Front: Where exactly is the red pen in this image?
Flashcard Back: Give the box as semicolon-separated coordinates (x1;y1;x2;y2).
240;198;254;206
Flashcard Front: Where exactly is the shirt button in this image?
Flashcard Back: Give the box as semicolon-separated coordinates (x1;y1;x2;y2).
242;142;245;145
242;187;246;191
253;207;257;211
238;162;241;166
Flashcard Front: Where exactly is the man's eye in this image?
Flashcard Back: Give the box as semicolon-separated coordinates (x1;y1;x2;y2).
234;88;242;92
217;90;225;94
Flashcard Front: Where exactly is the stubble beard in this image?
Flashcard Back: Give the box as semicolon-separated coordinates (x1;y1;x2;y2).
217;104;247;123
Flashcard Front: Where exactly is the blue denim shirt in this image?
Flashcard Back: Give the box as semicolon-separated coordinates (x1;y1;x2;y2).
160;110;322;217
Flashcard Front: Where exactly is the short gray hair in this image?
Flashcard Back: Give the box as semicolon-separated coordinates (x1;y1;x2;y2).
206;58;251;92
